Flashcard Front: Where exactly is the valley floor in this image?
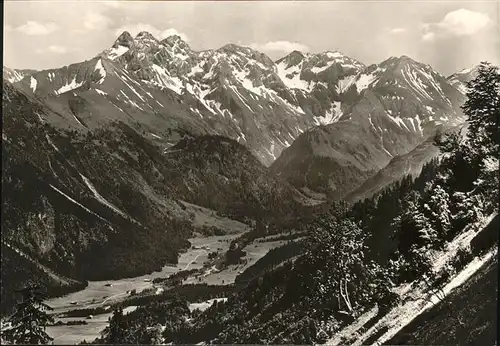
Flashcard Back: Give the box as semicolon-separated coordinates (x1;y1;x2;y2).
45;233;236;344
45;229;289;344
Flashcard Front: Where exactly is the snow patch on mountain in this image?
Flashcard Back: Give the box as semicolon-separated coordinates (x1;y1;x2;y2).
150;64;183;94
50;184;106;221
355;72;378;92
188;63;205;77
316;102;343;125
276;60;312;91
425;106;434;114
401;65;434;101
95;88;107;96
30;77;38;92
45;134;61;153
34;112;44;123
94;59;106;84
311;63;333;74
386;113;410;131
233;69;267;97
80;174;129;219
420;68;445;95
454;83;468;95
71;114;85;127
414;113;423;135
337;75;356;93
185;83;218;115
120;90;144;111
447;66;478;95
120;76;146;102
227;83;253;112
107;46;129;61
55;77;84;95
266;88;305;115
6;70;24;83
265;140;277;161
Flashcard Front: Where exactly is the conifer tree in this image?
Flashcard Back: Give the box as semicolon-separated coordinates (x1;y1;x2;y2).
463;62;500;159
424;183;452;244
101;307;129;344
1;285;54;345
393;191;435;255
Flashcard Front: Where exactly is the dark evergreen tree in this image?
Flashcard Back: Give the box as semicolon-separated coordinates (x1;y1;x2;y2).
434;130;462;155
392;191;435;256
463;62;500;159
100;307;129;344
424;182;452;244
1;285;54;345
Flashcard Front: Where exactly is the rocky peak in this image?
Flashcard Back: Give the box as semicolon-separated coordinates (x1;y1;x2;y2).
162;35;189;49
398;54;413;61
160;35;194;63
135;31;158;42
308;50;365;72
212;44;275;71
448;65;480;81
276;50;306;68
218;43;251;54
382;55;417;69
375;55;438;81
112;31;134;49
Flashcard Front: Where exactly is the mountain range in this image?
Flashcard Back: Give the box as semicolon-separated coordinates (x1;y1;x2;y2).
2;30;479;312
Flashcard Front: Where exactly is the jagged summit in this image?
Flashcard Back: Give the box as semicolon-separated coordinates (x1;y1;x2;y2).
111;30;190;52
381;55;421;67
371;55;445;82
276;49;364;72
275;50;306;66
217;43;255;55
135;31;158;41
161;35;190;49
448;65;480;79
288;50;306;58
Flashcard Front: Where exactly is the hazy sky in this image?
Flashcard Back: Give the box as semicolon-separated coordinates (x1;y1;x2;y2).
4;0;500;75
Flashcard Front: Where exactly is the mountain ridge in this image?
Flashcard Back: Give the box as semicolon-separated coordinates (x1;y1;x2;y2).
5;32;479;203
8;31;473;169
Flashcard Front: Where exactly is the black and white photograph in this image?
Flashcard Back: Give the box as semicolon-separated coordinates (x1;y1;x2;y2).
1;0;499;344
